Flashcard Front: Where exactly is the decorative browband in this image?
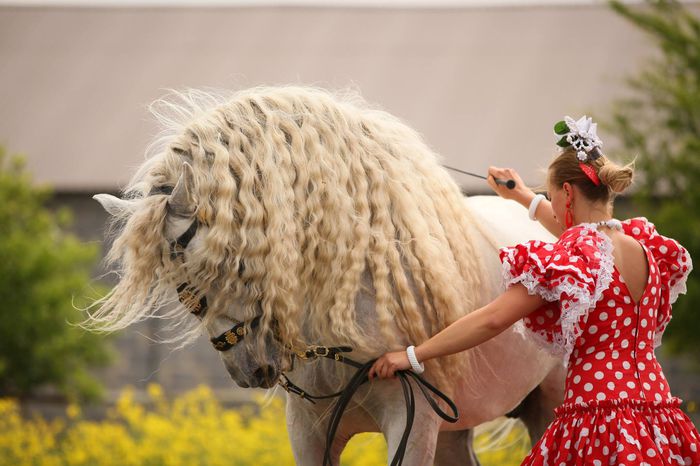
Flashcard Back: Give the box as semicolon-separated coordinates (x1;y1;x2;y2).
210;315;262;351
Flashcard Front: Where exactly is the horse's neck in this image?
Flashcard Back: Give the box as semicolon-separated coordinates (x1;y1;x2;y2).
340;264;410;352
291;265;407;390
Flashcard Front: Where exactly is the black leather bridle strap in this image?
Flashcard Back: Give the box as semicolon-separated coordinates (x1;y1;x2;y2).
276;346;358;403
392;372;416;466
149;185;174;196
322;359;376;466
295;346;357;365
170;220;199;260
282;349;458;418
210;315;262;351
167;216;268;352
176;283;208;317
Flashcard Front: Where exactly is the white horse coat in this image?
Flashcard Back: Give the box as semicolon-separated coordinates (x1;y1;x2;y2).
278;195;564;465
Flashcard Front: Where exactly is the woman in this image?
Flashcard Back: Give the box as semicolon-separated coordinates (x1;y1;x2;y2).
368;116;700;464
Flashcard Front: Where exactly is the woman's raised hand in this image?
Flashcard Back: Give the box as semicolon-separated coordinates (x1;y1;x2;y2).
487;166;532;204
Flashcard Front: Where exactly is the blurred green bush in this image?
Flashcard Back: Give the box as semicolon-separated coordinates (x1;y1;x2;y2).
0;147;110;402
609;0;700;358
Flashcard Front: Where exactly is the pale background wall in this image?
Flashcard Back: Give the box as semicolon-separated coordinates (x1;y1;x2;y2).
1;3;651;192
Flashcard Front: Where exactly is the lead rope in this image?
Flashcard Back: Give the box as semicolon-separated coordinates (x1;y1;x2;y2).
278;347;459;466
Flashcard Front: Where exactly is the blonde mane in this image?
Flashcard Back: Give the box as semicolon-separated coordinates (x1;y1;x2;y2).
89;86;484;387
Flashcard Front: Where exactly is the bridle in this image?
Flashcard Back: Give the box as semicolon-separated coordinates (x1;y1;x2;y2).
165;203;341;363
159;186;459;466
168;212;264;352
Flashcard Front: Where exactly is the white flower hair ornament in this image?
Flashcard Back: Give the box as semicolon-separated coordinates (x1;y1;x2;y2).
554;115;604;162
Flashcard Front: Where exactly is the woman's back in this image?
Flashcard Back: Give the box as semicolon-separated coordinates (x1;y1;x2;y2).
566;222;669;405
608;227;650;303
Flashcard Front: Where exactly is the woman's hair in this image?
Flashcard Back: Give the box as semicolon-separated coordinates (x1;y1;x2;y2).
547;148;635;203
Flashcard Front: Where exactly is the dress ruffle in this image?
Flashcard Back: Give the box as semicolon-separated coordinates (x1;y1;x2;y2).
499;224;614;361
522;397;700;466
621;217;692;302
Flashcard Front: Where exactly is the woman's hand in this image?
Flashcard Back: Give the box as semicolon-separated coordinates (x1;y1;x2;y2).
486;166;533;205
368;350;411;380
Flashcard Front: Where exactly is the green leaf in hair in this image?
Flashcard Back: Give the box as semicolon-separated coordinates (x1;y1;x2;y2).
554;121;569;135
556;136;570;147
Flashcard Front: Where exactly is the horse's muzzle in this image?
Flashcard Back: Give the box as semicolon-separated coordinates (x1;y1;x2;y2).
250;365;278;389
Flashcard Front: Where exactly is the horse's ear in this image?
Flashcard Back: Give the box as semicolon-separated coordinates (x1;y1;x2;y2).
168;162;196;217
93;194;137;217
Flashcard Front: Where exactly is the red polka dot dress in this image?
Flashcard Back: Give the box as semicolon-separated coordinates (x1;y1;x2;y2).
499;217;699;466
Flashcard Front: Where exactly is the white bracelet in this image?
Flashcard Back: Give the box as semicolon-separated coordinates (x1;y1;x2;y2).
528;194;546;221
406;345;425;374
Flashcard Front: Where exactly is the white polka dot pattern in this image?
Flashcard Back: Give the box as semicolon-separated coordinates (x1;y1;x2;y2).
520;398;700;466
501;218;698;465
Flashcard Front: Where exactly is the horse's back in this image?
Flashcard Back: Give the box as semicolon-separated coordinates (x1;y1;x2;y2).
463;195;555;248
458;195;554;308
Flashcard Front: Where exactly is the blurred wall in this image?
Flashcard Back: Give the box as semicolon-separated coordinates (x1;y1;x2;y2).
1;3;655;192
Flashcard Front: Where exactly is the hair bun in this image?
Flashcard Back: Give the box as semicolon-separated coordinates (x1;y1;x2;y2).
597;159;634;194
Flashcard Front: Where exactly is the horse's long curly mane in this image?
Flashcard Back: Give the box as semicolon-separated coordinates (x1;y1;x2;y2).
89;86;485;387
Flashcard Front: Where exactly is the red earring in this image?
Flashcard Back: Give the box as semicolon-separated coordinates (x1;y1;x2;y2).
565;199;573;228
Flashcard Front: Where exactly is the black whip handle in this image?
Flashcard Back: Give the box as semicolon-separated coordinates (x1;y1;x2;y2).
442;164;516;189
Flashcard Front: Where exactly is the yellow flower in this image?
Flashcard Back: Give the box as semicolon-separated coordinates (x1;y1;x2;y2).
66;403;81;420
687;400;697;413
0;388;529;466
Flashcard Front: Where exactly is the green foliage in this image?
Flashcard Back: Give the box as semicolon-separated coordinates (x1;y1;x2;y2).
554;120;569;135
0;147;111;402
608;0;700;356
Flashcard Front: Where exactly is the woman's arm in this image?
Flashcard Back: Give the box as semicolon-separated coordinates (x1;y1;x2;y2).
518;193;563;239
486;166;563;238
368;284;545;380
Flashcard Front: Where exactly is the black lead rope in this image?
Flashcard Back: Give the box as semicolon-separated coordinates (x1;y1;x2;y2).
321;359;459;466
279;349;459;466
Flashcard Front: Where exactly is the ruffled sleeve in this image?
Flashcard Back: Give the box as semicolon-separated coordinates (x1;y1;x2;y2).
498;226;614;360
622;217;693;347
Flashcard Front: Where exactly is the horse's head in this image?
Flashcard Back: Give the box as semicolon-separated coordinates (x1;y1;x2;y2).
90;85;484;396
94;162;288;389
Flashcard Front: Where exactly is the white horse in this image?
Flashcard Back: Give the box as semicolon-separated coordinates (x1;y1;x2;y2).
92;86;564;465
279;195;565;466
